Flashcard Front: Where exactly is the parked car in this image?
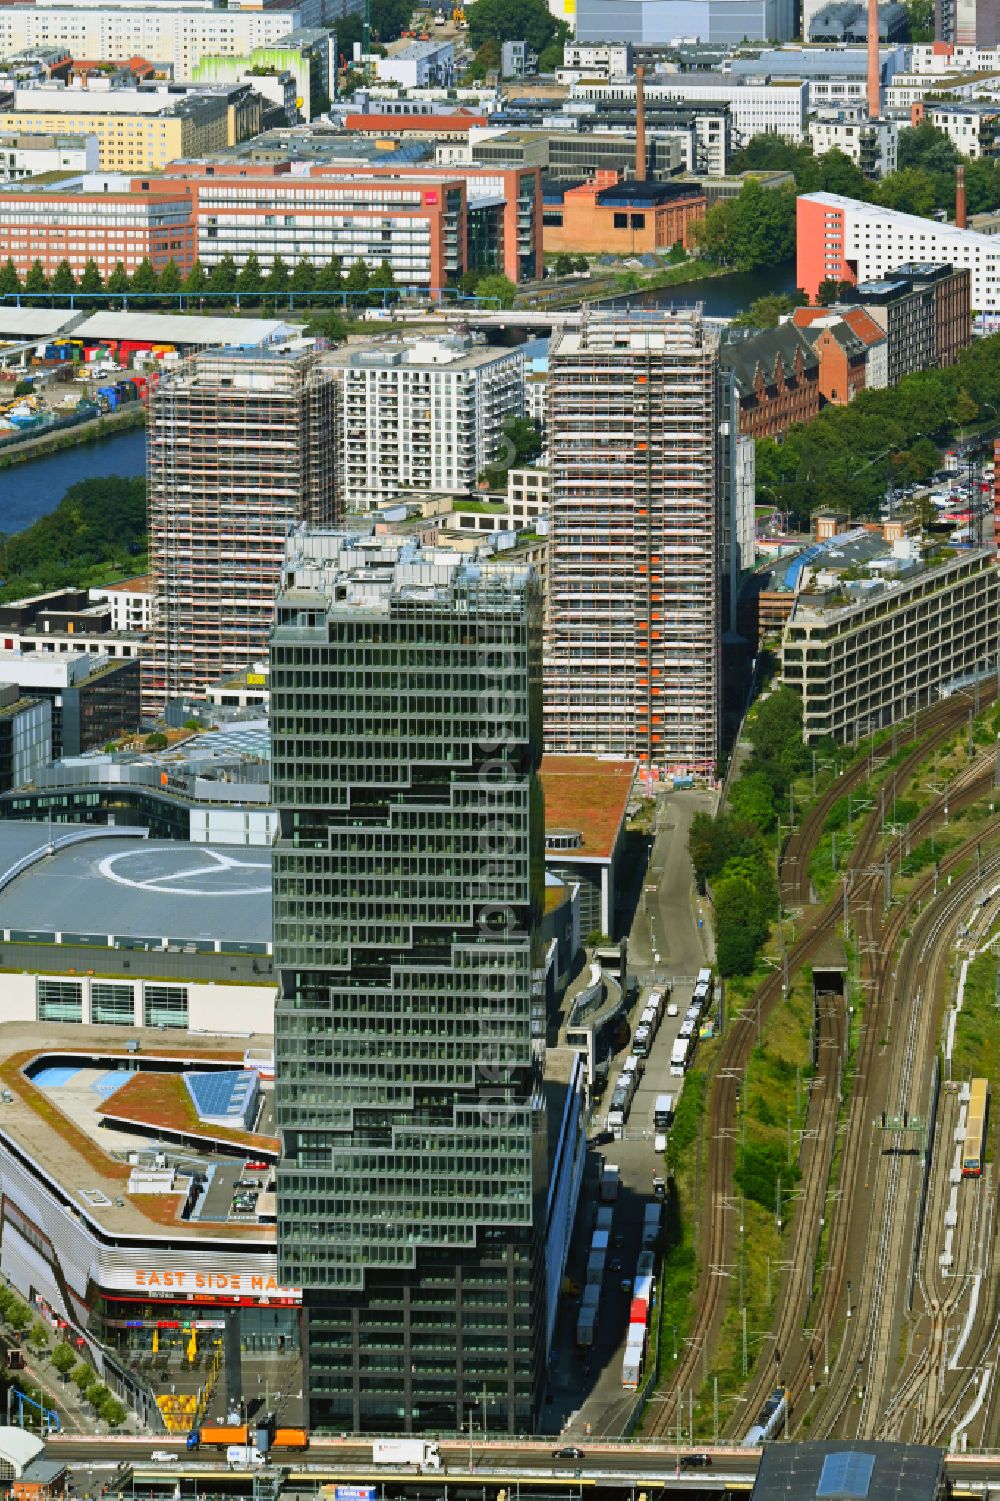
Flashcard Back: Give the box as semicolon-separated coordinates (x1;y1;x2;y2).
553;1448;585;1460
680;1454;712;1469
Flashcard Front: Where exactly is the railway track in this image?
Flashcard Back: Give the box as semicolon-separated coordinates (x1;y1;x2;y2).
645;686;998;1440
811;845;1000;1440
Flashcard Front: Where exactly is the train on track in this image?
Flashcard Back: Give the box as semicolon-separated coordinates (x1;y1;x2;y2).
962;1076;990;1177
743;1385;787;1445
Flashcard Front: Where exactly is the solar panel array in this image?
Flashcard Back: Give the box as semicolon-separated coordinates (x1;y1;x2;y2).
185;1069;259;1130
817;1451;876;1500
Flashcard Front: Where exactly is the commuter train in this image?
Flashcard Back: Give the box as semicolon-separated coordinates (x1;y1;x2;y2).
743;1385;787;1446
962;1077;990;1177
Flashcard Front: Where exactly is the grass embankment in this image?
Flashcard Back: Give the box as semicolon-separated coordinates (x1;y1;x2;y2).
696;972;813;1438
953;950;1000;1169
649;1066;708;1420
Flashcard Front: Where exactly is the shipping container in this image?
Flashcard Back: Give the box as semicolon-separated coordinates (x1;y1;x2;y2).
629;1297;648;1326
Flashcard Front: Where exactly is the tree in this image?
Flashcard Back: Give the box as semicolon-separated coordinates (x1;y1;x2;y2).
903;0;934;39
733;292;806;329
0;259;20;296
145;732;168;750
52;1344;76;1380
898;120;960;174
50;260;77;295
573;255;589;273
79;259;103;294
465;38;501;80
72;1362;94;1395
467;0;560;53
7;1299;31;1332
100;1397;127;1427
312;309;350;344
290;257;317;294
473;272;517;308
874;167;938;217
370;258;397;303
182;259;209;295
236;252;263;297
264;254;289;294
24;260;49;294
315;254;343;294
106;262;130;295
503;415;543;466
88;1383;110;1413
818;147;867;200
691;181;795;272
954;386;979;427
28;1321;49;1352
158;259;182;295
207;254;237;294
554;253;575;276
129;258;159;295
728;769;777;833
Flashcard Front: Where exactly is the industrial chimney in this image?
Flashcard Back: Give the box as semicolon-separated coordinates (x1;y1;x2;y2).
867;0;880;117
635;64;646;181
956;163;967;228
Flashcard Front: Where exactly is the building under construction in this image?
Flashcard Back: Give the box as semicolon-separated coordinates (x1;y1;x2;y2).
144;347;339;713
545;309;721;776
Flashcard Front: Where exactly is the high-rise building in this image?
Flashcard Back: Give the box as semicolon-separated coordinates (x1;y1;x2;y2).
327;335;525;511
545;310;722;775
145;347;339;712
271;526;547;1435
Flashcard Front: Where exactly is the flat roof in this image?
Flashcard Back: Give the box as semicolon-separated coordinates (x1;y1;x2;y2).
752;1441;943;1501
0;1019;275;1244
0;308;79;338
540;755;636;861
71;311;297;346
0;824;271;947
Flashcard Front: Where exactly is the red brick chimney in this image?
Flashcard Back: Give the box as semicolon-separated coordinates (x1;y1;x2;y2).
956;163;967;228
867;0;880;117
635;64;646;181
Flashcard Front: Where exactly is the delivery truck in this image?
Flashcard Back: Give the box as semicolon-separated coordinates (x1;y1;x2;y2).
372;1440;442;1471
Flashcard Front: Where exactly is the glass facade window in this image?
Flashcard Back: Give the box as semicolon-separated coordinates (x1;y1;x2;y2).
143;984;188;1028
271;528;546;1437
37;978;83;1022
91;981;136;1026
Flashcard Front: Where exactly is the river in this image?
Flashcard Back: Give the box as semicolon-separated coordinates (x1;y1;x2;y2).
0;426;147;537
612;262;799;319
0;265;795;536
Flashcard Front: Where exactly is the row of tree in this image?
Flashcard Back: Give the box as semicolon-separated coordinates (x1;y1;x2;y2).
689;687;811;978
732;120;993;222
756;325;1000;525
0;252;400;301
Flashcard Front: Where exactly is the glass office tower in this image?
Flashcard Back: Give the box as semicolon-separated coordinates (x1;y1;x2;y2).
270;526;547;1435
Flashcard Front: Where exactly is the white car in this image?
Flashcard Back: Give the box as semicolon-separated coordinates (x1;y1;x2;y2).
666;1002;679;1017
654;1133;668;1153
150;1452;179;1463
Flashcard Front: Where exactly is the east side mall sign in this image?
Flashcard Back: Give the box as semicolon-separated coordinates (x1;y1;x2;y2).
128;1269;301;1303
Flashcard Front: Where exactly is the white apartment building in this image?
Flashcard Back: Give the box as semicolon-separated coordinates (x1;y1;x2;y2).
798;191;1000;310
885;70;1000;108
334;335;525;512
90;578;155;636
375;39;454;88
0;3;312;80
809;115;899;177
545;311;720;776
561;42;633;76
572;76;807;144
909;41;1000;70
0;131;98;181
924;101;1000;159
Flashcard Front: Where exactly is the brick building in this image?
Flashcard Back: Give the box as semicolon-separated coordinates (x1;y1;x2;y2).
541;172;706;257
720;324;821;439
0;175;194;281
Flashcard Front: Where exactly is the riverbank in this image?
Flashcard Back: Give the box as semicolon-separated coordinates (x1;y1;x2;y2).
0;404;145;470
522;257;730;312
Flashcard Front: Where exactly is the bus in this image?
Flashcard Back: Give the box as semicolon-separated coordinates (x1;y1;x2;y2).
653;1093;674;1129
963;1077;990;1177
670;1036;693;1077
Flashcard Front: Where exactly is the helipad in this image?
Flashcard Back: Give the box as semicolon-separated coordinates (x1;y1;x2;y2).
0;825;272;947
